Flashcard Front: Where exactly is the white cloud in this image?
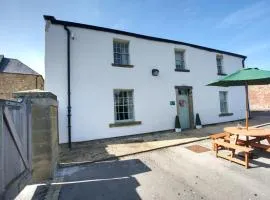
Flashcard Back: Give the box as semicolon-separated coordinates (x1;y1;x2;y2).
218;1;270;29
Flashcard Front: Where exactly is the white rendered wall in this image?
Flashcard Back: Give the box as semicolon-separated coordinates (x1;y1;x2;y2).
45;23;246;143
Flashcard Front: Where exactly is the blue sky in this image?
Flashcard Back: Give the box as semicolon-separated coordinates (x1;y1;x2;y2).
1;0;270;77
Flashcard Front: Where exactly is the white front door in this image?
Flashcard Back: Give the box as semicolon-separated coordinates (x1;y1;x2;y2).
177;89;190;129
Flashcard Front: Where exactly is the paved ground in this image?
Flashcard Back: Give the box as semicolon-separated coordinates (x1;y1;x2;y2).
60;111;270;165
43;137;270;200
16;112;270;199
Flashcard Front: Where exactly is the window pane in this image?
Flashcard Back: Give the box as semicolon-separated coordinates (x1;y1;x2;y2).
127;90;132;97
128;105;134;118
119;91;124;97
123;113;128;119
114;97;118;105
219;93;224;101
124;105;128;112
220;104;224;113
119;113;124;120
121;54;128;65
128;111;133;120
217;66;222;74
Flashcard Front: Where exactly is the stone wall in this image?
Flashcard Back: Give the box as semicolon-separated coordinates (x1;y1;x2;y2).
0;73;44;100
249;85;270;111
14;90;58;183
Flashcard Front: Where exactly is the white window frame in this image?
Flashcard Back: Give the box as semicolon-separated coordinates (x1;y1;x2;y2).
113;39;130;65
114;89;134;122
216;55;224;74
219;91;228;114
175;49;186;70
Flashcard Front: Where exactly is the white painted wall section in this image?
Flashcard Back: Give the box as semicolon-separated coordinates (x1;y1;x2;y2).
45;23;246;143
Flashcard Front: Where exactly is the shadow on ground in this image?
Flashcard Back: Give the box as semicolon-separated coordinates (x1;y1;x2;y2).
31;159;151;200
31;185;50;200
249;149;270;168
59;111;270;165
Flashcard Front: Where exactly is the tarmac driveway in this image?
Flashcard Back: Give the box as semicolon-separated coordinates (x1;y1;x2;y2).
50;139;270;200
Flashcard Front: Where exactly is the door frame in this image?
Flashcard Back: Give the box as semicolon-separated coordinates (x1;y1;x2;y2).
175;86;195;129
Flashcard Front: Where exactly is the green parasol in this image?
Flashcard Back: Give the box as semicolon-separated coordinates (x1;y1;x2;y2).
207;68;270;130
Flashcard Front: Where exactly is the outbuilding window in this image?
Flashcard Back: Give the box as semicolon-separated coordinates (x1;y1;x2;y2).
113;40;129;65
114;90;134;122
219;91;228;114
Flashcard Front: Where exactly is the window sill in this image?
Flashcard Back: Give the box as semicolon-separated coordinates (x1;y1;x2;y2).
219;113;233;117
109;121;142;128
175;68;190;72
217;73;227;76
112;63;134;68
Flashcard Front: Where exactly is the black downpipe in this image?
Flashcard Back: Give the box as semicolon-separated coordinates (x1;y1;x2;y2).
64;26;72;149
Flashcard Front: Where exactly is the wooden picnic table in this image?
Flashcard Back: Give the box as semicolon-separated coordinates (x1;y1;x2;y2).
211;127;270;168
224;126;270;152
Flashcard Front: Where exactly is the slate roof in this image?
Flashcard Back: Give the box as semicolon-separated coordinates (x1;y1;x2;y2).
0;55;40;75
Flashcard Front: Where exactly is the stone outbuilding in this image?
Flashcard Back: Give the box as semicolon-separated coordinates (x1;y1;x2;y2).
0;55;44;99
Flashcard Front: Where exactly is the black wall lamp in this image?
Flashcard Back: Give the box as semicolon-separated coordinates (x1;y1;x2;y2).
152;69;159;76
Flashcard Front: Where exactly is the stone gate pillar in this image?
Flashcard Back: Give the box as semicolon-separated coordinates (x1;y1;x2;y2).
13;90;59;183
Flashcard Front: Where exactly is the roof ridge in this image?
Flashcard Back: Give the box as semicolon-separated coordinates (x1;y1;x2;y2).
0;57;40;75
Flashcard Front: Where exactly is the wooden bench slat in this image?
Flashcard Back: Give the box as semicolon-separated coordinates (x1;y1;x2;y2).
214;140;251;169
217;153;247;166
250;143;270;152
236;139;246;146
210;133;230;151
214;139;253;152
210;132;228;139
224;135;230;140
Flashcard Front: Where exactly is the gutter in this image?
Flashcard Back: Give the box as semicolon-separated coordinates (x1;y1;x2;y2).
64;26;72;149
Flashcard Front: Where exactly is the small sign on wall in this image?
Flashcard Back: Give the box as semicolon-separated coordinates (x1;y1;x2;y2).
170;101;175;105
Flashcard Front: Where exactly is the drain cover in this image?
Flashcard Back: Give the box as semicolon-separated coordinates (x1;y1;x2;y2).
185;145;210;153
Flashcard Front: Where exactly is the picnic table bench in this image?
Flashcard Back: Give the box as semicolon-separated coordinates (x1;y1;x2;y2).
249;142;270;152
210;132;230;150
211;127;270;168
214;139;253;169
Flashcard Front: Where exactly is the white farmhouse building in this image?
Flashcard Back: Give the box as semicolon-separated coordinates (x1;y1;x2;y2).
44;16;247;144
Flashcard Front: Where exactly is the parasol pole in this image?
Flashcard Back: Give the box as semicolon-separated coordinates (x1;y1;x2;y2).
245;82;249;130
